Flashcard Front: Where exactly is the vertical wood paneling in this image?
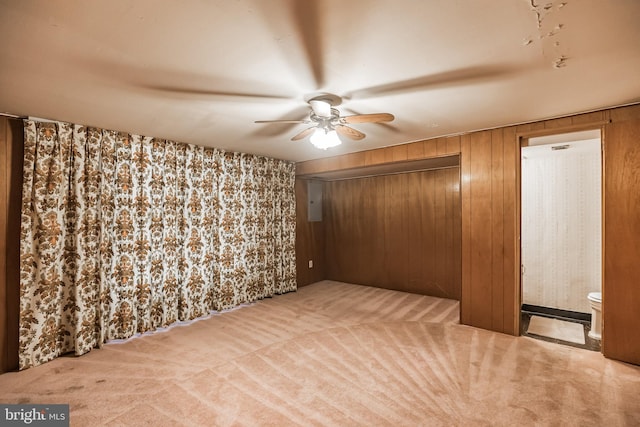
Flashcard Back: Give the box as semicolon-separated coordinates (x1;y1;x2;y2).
372;176;387;287
468;131;493;330
502;126;518;334
351;179;365;282
490;129;505;332
0;117;22;373
446;135;461;154
365;148;386;166
609;104;640;122
323;179;341;281
421;171;437;295
0;118;7;373
324;168;461;298
424;139;438;157
436;137;449;155
407;141;424;160
450;167;462;305
420;174;438;294
603;118;640;365
385;174;408;287
460;134;472;325
460;128;519;335
362;177;380;285
294;179;326;286
339;179;356;281
443;169;453;297
434;167;447;291
572;111;605;126
391;145;408;162
407;172;424;293
295;157;331;176
336;152;365;170
516;122;545;133
544;116;573;129
384;147;395;163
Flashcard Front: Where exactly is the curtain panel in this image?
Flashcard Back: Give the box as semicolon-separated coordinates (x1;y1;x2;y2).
19;120;296;369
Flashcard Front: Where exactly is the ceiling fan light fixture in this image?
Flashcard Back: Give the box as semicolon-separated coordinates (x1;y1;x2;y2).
255;92;394;147
310;127;341;150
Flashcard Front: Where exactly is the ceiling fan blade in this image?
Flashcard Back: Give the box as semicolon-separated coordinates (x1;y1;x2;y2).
141;85;295;102
335;125;365;140
344;108;399;132
293;1;324;88
251;105;312;137
291;127;317;141
343;65;517;100
74;56;299;103
309;99;332;118
341;113;395;124
254;119;309;124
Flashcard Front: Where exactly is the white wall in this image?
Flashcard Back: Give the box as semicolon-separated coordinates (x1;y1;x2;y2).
521;138;601;313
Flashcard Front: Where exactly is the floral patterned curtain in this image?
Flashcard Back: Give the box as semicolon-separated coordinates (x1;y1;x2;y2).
19;120;296;369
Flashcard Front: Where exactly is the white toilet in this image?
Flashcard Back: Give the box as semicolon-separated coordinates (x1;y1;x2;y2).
588;292;602;340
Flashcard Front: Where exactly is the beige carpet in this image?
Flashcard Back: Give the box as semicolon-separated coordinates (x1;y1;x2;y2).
1;280;639;426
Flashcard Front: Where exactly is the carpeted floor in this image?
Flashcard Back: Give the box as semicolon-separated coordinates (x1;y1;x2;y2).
1;280;639;426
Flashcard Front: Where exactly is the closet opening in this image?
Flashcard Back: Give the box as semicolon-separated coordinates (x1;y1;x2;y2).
300;154;462;303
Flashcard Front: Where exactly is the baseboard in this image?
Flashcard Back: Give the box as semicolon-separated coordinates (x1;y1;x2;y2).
522;304;590;322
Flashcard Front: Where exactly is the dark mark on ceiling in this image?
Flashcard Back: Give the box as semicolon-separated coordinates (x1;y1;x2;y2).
553;55;569;68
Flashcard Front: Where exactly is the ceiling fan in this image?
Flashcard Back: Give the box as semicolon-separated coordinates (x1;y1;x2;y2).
254;93;394;149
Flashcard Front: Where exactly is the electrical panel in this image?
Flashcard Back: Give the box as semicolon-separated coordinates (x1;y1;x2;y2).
307;180;323;222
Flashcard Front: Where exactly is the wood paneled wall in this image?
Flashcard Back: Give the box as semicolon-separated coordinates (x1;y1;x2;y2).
324;168;461;298
296;104;640;365
0;117;23;373
460;127;518;333
295;178;326;286
603;116;640;365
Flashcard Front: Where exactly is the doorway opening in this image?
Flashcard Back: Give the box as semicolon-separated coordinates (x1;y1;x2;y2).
519;129;602;351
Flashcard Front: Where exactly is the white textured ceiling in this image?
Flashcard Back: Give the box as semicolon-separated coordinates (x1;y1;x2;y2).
1;0;639;162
